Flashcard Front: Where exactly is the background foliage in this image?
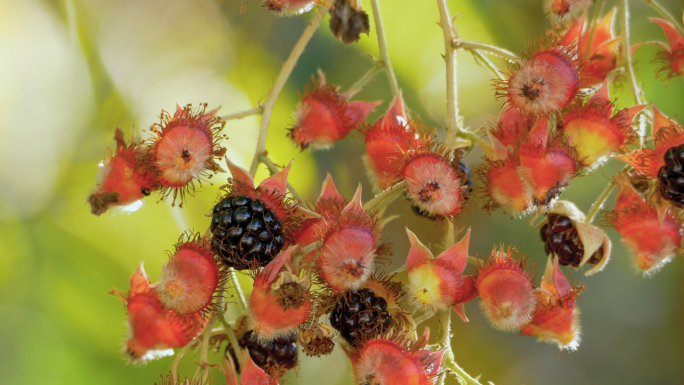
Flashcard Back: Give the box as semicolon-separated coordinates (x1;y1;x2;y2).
0;0;682;384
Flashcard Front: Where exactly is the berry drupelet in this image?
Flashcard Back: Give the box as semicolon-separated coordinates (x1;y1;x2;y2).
329;288;392;346
211;195;285;270
658;144;684;207
239;331;298;373
540;214;602;267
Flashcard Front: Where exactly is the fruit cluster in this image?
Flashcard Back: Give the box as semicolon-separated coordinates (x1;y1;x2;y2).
92;2;684;385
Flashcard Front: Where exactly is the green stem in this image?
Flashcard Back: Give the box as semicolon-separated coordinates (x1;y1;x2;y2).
620;0;644;105
220;106;262;121
437;310;484;385
456;40;519;62
347;64;383;97
586;179;616;223
469;49;506;80
219;313;245;370
363;180;406;213
436;0;465;150
370;0;400;96
248;4;332;177
585;0;606;57
644;0;684;37
258;154;306;204
228;267;247;309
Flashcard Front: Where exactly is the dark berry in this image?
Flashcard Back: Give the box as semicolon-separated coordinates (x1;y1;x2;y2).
658;144;684;207
329;289;392;346
211;195;285;270
239;331;297;372
540;214;589;267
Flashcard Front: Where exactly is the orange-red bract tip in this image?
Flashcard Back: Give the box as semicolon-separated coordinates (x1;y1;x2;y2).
521;255;583;350
119;262;207;363
88;128;158;216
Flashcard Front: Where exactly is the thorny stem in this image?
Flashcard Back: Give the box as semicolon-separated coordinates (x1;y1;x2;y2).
370;0;400;96
221;105;262;121
259;154;306;204
456;40;519;63
585;0;606;57
644;0;684;37
248;4;332;177
436;0;465;150
436;310;484;385
586;178;617;223
620;0;644;105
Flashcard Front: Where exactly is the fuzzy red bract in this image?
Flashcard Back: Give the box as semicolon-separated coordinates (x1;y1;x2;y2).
157;234;221;315
289;73;379;150
559;80;645;167
115;263;206;363
521;256;584;350
149;103;226;206
616;107;684;179
502;49;580;115
405;229;476;321
476;246;536;332
349;338;441;385
317;186;380;292
400;137;467;218
248;246;311;341
88;128;158;215
560;11;620;87
650;16;684;82
363;95;421;191
606;174;683;274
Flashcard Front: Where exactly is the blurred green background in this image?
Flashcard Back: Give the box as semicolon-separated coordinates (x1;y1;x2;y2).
0;0;682;384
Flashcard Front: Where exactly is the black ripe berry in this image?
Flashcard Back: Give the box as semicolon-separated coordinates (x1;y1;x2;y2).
211;195;285;270
239;331;298;372
658;144;684;207
540;214;602;267
329;288;391;346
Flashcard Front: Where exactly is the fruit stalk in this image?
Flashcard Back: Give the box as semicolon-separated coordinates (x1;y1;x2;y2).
370;0;400;96
249;4;333;176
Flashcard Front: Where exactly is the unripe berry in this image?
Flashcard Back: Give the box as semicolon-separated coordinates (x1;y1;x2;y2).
499;48;580;116
156;233;221;315
400;137;469;219
317;186;380;291
348;337;443;385
148;103;227;206
475;246;536;332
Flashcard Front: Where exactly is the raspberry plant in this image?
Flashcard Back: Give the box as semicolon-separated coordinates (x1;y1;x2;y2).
82;0;684;384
